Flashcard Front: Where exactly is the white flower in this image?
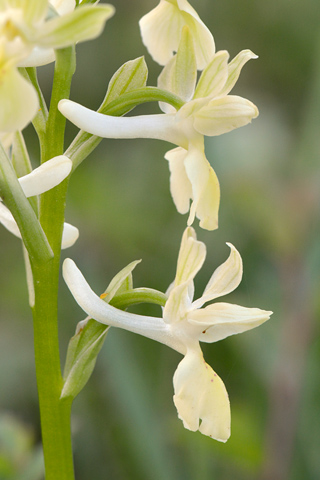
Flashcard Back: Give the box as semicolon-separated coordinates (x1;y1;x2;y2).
62;227;272;441
0;155;79;248
0;0;114;131
58;37;257;230
139;0;215;69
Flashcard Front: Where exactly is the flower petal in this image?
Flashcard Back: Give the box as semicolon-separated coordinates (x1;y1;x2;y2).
193;243;242;308
175;226;206;286
102;260;142;303
18;46;55;67
18;155;72;197
61;222;79;249
63;258;185;354
173;349;230;441
34;4;115;49
193;95;259;137
139;0;215;69
165;147;193;214
0;66;38;132
158;25;197;108
189;302;272;343
194;50;229;99
219;49;258;97
184;144;220;230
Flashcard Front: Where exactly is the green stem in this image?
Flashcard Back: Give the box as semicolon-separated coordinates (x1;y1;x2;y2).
31;46;76;480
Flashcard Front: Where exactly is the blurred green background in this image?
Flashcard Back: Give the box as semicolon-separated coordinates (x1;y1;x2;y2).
1;0;320;479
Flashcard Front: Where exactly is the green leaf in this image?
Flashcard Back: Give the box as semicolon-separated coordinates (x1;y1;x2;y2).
99;57;148;113
61;319;109;400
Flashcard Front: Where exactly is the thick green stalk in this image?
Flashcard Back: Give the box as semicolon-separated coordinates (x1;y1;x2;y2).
31;46;76;480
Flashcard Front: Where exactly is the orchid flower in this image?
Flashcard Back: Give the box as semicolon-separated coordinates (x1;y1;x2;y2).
0;0;114;131
139;0;215;69
58;28;258;230
63;227;272;441
0;155;79;248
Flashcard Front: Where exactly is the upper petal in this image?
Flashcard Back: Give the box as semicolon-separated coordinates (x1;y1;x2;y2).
173;348;230;441
193;95;259;137
189;302;272;343
192;243;242;309
139;0;214;69
175;226;206;287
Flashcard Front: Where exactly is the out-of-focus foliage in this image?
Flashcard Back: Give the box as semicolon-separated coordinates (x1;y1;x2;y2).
1;0;320;479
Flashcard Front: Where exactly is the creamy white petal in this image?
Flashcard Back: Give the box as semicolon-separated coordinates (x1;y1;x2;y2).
18;47;55;67
175;226;206;287
192;243;242;309
139;0;215;69
173;349;230;441
193;95;259;137
63;258;185;354
184;144;219;230
61;222;79;249
189;302;272;343
0;67;38;132
18;156;72;197
58;99;188;148
165;147;192;213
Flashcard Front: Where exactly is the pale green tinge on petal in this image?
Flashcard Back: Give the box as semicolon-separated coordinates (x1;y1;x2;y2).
194;50;229;100
0;67;38;132
163;282;191;325
184;145;220;231
193;95;259;137
173;26;197;102
175;226;206;287
18;155;72;197
173;349;231;441
165;147;193;214
219;49;258;97
13;0;48;26
61;222;79;249
189;302;273;343
158;26;197;112
34;4;115;49
139;0;215;69
193;243;242;308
